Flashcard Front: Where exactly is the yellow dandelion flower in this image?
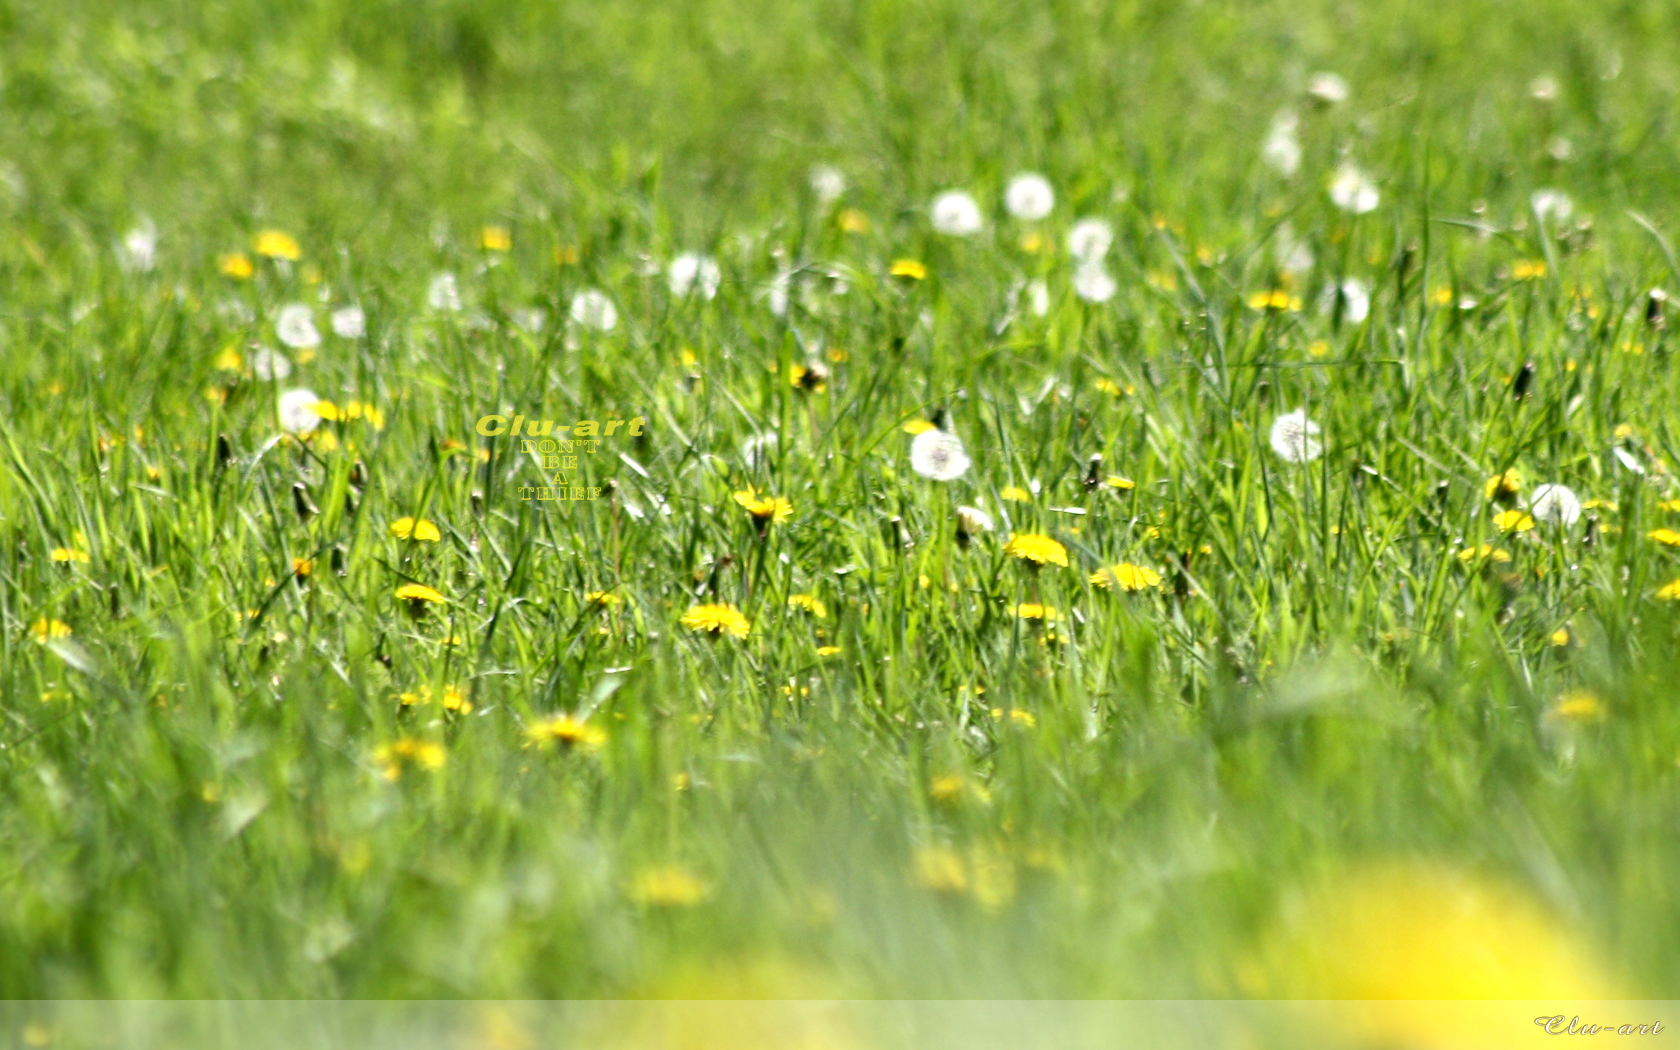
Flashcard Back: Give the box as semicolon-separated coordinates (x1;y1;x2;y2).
1090;563;1162;591
1104;475;1136;490
1456;544;1512;564
30;618;72;643
732;489;794;525
912;846;970;895
1000;486;1032;503
928;773;991;806
478;226;511;251
1583;499;1619;511
1493;510;1535;533
1247;290;1303;312
1004;533;1068;567
440;685;472;714
902;418;936;435
1014;603;1056;620
219;253;254;279
1649;528;1680;548
787;593;828;617
1549;628;1570;647
253;230;301;260
585;590;620;606
816;645;841;657
1019;231;1050;254
1093;378;1124;396
291;557;313;580
628;865;708;907
890;259;927;280
525;714;607;751
213;346;243;370
394;583;446;604
373;738;445;781
788;363;829;392
1483;469;1522;501
1512;259;1548;281
680;603;751;639
49;547;90;564
990;707;1037;728
1655;578;1680;600
837;208;870;234
390;517;442;542
1549;691;1606;724
397;690;425;707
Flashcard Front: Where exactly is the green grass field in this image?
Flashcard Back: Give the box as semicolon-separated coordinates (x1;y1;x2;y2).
5;0;1680;1004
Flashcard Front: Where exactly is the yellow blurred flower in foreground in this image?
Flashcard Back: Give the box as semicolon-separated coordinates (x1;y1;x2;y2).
1457;544;1512;564
390;517;442;541
254;229;301;260
1003;533;1068;567
1549;690;1607;724
394;582;445;605
1014;603;1056;620
1091;563;1161;591
681;603;751;639
628;865;708;907
1484;469;1522;501
901;418;936;435
219;253;254;279
50;547;90;563
787;593;828;617
374;738;445;781
1493;509;1535;533
1649;528;1680;548
1247;289;1303;312
478;225;511;251
889;259;927;280
525;714;607;751
31;618;72;643
1244;860;1617;1001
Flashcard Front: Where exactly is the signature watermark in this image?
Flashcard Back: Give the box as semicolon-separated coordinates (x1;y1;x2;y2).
1535;1015;1665;1036
475;413;646;503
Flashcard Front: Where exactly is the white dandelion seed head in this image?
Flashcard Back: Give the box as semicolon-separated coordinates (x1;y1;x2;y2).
427;273;462;312
511;307;547;333
1531;189;1574;225
1307;71;1350;105
910;428;971;481
1528;483;1582;525
1073;262;1118;304
1329;165;1380;215
1024;278;1050;317
1262;112;1303;177
810;165;846;204
249;346;292;381
956;505;995;534
119;222;157;273
669;253;722;300
1547;136;1574;162
569;288;618;332
931;190;985;237
1319;278;1371;324
330;305;366;339
1067;218;1114;264
1005;172;1056;221
742;431;779;469
1269;408;1324;464
767;270;792;317
1530;75;1559;102
277;388;322;434
275;303;321;349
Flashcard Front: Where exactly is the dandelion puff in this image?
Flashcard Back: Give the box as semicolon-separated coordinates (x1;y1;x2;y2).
931;190;984;237
427;273;462;312
1024;278;1050;317
569;289;619;332
1307;71;1350;105
276;304;321;349
668;253;722;300
809;165;846;204
1067;218;1114;264
1531;189;1574;225
1269;408;1324;463
1528;483;1582;526
910;428;971;481
1319;278;1371;324
278;388;323;434
119;221;157;273
330;306;366;339
956;505;994;535
1329;165;1380;215
1005;173;1055;221
1073;263;1118;304
1261;112;1302;177
250;346;292;381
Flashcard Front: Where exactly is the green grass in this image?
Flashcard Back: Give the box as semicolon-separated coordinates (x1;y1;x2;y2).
4;0;1680;1000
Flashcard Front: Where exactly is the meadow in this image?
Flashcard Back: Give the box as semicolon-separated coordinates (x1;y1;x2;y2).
3;0;1680;1008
